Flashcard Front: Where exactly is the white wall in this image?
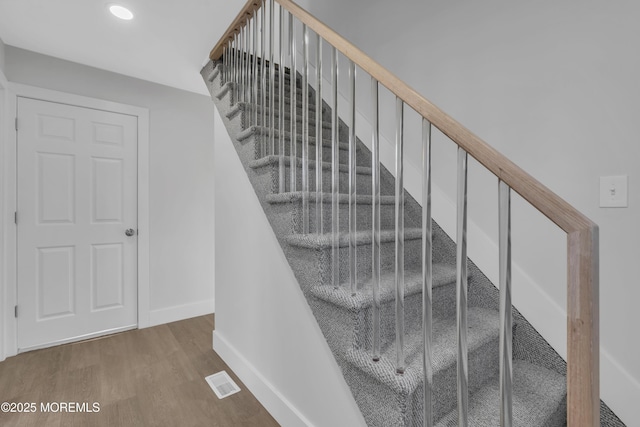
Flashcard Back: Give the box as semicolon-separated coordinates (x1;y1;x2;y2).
3;46;215;327
212;107;366;427
304;1;640;424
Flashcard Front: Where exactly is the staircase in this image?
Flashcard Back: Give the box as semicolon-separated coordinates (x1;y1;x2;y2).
201;1;626;425
200;60;611;425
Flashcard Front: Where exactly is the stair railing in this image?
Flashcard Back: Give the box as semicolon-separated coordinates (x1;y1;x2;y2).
210;1;599;425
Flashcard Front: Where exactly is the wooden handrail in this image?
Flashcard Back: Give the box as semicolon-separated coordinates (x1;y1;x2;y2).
209;0;261;61
209;1;599;425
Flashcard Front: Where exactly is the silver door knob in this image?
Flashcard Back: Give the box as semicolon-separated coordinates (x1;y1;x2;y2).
125;228;136;237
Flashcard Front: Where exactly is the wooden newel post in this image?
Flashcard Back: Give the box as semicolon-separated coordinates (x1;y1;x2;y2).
567;225;600;426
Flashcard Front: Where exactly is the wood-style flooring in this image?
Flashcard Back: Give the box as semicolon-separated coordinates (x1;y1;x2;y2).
0;315;279;427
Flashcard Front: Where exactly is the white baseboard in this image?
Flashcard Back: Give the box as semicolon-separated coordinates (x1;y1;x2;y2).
148;299;214;327
213;330;313;427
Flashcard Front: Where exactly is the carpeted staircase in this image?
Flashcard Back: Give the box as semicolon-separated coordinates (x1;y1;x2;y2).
201;59;624;426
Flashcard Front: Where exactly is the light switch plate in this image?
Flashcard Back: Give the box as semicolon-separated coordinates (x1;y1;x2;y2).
600;175;628;208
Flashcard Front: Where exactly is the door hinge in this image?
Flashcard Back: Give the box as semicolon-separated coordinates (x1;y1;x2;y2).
15;117;18;131
14;306;18;318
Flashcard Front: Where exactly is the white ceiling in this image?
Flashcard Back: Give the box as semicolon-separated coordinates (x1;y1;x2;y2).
0;0;245;95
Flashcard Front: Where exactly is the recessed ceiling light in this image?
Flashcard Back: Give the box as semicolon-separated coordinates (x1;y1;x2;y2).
109;5;134;20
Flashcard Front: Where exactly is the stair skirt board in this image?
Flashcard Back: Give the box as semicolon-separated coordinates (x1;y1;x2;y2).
201;61;625;426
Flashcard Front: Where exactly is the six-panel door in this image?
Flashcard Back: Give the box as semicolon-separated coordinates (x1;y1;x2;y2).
16;97;138;351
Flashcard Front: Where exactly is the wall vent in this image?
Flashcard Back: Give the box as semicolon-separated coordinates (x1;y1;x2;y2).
205;371;241;399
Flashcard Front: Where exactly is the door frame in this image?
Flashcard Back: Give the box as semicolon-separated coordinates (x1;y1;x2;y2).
2;83;150;359
0;67;8;362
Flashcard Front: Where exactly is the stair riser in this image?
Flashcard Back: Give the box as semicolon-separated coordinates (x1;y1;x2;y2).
233;107;333;140
216;81;313;112
288;238;423;292
237;69;300;85
335;332;500;427
250;136;369;167
287;165;391;196
222;64;299;81
257;120;333;140
357;282;458;351
257;90;314;107
271;199;413;234
255;112;330;131
251;158;394;196
252;101;324;118
249;93;318;113
433;340;503;425
226;104;350;156
413;336;500;424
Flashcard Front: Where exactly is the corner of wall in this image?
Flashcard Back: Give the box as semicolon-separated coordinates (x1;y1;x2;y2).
0;36;6;76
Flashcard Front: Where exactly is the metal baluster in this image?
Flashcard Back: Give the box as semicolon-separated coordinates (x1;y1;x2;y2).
244;25;249;103
371;77;381;362
422;118;434;426
228;36;231;92
278;4;285;193
251;13;256;126
260;2;266;155
331;46;339;289
252;9;258;128
235;32;240;103
222;43;227;85
395;97;405;374
232;33;237;102
289;13;297;192
247;19;251;105
348;60;357;295
228;38;232;85
269;0;275;155
224;39;228;84
456;147;469;426
244;21;249;104
315;34;323;233
499;180;513;427
240;26;244;104
302;24;310;233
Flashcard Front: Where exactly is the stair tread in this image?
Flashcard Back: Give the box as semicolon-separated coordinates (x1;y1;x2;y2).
344;307;500;395
229;101;324;120
249;155;370;175
228;104;332;129
435;360;566;427
286;227;422;249
237;126;352;151
309;265;457;309
266;191;397;205
214;81;234;100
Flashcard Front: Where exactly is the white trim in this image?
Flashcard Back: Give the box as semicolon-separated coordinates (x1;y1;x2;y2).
148;299;214;327
213;330;314;427
136;111;151;328
2;83;150;358
0;67;8;362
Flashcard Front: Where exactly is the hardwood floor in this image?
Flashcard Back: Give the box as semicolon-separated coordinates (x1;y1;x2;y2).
0;315;279;427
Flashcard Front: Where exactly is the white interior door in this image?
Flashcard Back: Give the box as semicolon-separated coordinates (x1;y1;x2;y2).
16;97;138;352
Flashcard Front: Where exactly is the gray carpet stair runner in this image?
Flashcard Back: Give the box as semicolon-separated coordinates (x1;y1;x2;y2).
201;60;624;426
